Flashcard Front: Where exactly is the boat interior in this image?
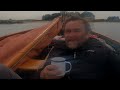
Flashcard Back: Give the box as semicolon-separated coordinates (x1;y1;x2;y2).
15;30;120;79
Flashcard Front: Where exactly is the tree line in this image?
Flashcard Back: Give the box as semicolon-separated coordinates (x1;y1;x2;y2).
42;13;61;20
42;11;96;21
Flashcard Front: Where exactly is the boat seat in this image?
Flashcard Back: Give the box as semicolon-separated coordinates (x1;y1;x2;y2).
17;57;46;71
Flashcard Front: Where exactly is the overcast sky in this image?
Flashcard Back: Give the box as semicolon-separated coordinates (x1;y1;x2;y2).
0;11;119;20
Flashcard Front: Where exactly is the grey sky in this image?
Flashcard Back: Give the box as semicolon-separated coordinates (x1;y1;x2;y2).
0;11;119;20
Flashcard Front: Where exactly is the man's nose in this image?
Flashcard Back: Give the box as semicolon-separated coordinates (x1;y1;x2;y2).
68;32;76;37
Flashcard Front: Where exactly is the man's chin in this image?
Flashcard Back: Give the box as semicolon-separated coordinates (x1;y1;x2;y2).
66;41;78;49
68;46;77;49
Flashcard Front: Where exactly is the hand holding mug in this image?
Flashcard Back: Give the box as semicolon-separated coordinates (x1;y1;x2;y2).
40;57;72;79
40;65;64;79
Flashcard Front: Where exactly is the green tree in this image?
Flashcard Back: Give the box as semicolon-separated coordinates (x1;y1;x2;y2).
42;13;61;21
80;11;95;20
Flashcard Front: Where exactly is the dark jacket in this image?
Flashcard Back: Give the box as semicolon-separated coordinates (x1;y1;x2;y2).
40;37;120;80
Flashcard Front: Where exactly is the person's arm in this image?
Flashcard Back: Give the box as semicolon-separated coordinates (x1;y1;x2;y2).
107;50;120;80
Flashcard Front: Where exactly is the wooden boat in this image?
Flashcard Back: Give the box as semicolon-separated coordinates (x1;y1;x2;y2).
0;16;120;79
91;31;120;55
0;17;62;78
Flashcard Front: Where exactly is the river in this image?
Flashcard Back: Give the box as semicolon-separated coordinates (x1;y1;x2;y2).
91;22;120;42
0;21;49;36
0;21;120;42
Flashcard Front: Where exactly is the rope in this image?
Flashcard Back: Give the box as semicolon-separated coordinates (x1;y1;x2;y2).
37;46;54;71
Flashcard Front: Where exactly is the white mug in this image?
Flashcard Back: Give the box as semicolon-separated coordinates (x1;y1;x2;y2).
51;57;72;76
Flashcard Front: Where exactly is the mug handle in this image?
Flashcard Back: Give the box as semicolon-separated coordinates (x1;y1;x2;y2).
65;61;72;73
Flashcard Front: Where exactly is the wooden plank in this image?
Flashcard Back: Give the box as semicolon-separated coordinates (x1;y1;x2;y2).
18;57;46;71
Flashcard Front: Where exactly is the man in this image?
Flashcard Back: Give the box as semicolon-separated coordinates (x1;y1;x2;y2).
39;16;120;80
0;64;21;79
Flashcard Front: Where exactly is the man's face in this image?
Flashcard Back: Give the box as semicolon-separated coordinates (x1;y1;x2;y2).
64;20;89;49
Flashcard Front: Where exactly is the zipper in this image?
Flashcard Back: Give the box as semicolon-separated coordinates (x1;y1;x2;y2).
74;52;76;59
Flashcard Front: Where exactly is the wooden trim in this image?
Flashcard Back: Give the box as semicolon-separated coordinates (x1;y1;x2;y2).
5;17;62;71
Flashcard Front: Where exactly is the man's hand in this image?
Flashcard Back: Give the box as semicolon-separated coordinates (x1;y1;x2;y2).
40;65;63;79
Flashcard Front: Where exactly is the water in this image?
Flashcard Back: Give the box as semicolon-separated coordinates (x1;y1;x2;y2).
91;22;120;42
0;22;120;42
0;21;49;37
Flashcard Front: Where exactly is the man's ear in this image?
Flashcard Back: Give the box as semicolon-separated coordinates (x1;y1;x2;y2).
85;33;91;39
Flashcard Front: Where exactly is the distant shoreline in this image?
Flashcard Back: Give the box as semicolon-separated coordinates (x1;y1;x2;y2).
0;20;50;24
86;19;120;22
41;19;120;22
0;20;120;24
